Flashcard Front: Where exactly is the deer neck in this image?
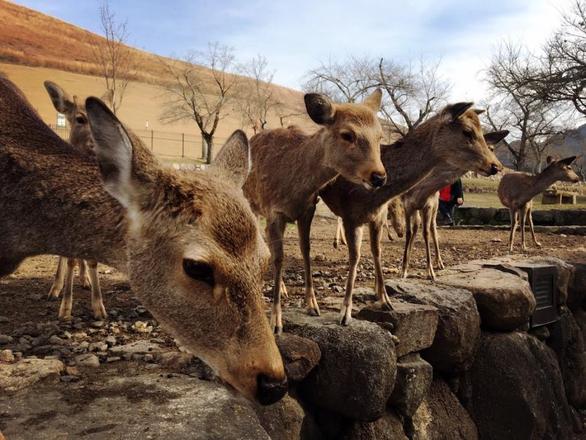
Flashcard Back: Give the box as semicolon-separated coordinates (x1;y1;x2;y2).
528;169;562;199
302;129;340;189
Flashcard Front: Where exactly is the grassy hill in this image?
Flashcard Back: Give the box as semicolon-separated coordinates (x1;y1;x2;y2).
0;0;310;160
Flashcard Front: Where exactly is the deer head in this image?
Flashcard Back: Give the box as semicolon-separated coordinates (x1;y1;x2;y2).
304;89;387;189
543;155;581;183
85;98;286;405
433;103;503;176
44;81;93;153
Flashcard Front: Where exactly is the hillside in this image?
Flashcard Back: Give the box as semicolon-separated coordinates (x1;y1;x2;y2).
0;0;309;160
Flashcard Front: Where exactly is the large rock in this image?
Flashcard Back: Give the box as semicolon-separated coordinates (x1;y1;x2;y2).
461;332;575;440
438;267;535;331
568;262;586;310
389;353;433;417
0;358;64;393
386;279;480;372
276;333;321;382
284;309;396;421
255;395;305;440
355;295;438;357
410;379;478;440
518;256;574;306
0;372;271;439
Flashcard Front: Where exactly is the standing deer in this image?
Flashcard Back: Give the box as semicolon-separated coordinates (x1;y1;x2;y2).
316;103;504;324
399;130;509;280
243;90;386;333
0;74;286;404
498;156;581;252
43;81;106;320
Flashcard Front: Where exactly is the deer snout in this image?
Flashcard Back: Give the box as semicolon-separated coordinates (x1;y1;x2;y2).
256;373;288;405
489;163;501;175
370;172;387;188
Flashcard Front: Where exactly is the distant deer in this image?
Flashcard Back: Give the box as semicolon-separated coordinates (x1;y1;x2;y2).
0;74;286;405
243;90;386;333
498;156;581;252
43;81;106;320
399;130;509;280
316;103;504;324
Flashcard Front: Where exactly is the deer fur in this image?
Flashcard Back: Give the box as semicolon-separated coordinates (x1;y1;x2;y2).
243;90;386;333
316;104;504;324
43;80;106;320
0;74;286;404
498;156;581;252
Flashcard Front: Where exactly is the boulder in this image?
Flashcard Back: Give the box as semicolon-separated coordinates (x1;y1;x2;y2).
355;295;438;357
438;268;535;331
276;333;321;382
410;379;478;440
340;410;407;440
284;309;396;421
0;358;64;393
385;279;480;372
389;353;433;417
518;256;574;306
255;395;305;440
568;262;586;310
461;332;574;440
0;372;271;439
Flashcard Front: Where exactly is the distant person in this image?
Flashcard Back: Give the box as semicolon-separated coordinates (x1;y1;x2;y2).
438;178;464;226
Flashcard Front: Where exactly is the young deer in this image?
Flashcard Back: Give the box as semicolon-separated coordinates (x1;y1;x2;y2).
498;156;581;252
399;130;509;280
243;90;386;333
0;74;286;404
43;81;106;320
316;103;504;324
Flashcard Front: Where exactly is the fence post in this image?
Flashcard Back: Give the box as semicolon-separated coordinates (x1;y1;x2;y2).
182;133;185;158
150;130;154;151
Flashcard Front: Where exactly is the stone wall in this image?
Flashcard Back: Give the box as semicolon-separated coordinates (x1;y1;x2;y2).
455;207;586;226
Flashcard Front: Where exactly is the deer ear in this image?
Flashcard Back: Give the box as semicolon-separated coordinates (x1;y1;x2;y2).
447;102;474;121
474;109;485;115
85;97;134;208
558;156;577;166
44;81;75;115
211;130;251;188
304;93;335;125
484;130;509;145
363;88;382;112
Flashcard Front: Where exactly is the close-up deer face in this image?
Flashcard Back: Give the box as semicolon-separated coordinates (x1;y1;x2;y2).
304;89;387;189
85;99;287;405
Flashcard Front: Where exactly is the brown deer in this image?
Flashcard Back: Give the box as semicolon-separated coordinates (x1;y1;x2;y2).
0;74;286;404
43;81;106;320
243;90;386;333
399;130;509;281
316;103;504;324
498;156;581;252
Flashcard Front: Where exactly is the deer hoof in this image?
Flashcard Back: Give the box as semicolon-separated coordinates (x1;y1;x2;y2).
339;306;353;326
536;242;542;248
273;326;283;335
306;306;320;317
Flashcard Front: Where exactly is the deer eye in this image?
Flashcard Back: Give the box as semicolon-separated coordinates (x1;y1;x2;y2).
182;259;214;286
463;129;474;140
341;131;356;143
76;116;87;124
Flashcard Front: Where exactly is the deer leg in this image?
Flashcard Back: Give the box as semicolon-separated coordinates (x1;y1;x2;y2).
508;209;519;253
401;212;419;279
527;206;541;248
58;258;76;320
369;218;392;310
48;256;66;299
340;224;363;326
520;205;528;252
431;212;444;270
78;259;92;290
385;219;394;241
298;205;320;316
334;217;346;248
267;216;287;334
422;210;436;281
86;260;106;319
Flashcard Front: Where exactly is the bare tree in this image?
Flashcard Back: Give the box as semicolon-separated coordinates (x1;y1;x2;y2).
236;55;277;133
91;0;134;115
160;43;238;163
485;43;568;171
376;58;451;137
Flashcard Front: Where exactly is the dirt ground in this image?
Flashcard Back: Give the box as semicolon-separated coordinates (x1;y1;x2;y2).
1;217;585;331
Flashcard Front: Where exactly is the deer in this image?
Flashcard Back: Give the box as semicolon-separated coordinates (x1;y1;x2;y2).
43;81;106;320
498;156;581;252
399;130;509;281
242;90;386;333
313;103;504;324
0;74;287;405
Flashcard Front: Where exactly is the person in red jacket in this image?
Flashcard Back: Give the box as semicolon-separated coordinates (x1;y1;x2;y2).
438;178;463;226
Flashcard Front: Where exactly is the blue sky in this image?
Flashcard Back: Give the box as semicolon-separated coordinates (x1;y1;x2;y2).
14;0;573;101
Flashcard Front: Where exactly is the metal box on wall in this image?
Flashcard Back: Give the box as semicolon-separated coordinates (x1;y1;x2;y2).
514;263;559;328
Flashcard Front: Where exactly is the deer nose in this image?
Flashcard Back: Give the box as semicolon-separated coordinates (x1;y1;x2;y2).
256;373;288;405
370;172;387;188
489;164;500;175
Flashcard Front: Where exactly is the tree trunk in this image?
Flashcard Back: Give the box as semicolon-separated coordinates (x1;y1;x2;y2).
204;135;214;164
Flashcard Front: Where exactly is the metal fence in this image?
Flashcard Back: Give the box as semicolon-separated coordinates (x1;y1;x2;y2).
49;124;230;162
